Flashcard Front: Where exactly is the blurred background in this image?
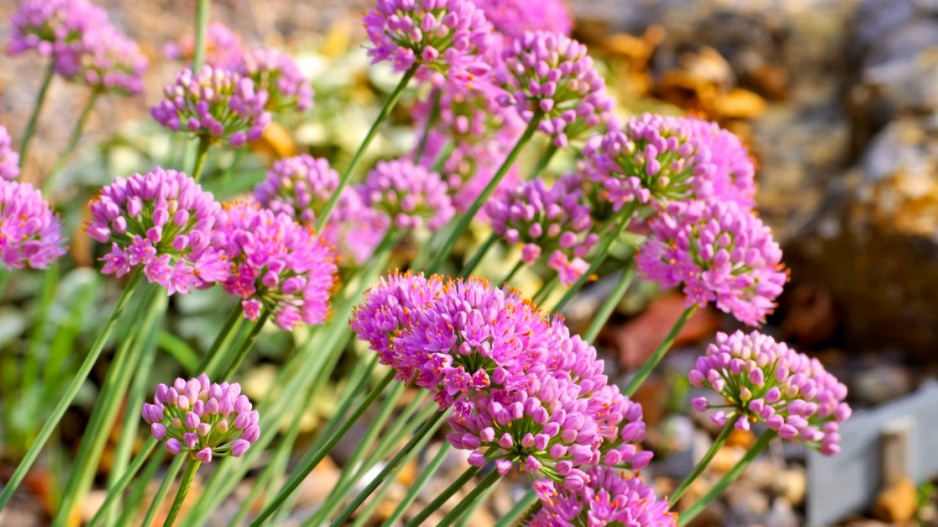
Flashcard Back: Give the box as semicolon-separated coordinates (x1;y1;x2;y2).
2;0;938;525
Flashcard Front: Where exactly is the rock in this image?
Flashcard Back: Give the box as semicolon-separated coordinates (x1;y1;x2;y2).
710;445;745;474
852;363;914;405
764;497;800;527
294;457;340;507
724;485;770;524
772;467;807;506
871;476;918;523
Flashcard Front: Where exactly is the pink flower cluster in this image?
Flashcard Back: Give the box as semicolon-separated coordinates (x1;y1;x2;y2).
496;31;613;147
636;200;787;326
164;22;244;70
9;0;146;95
530;467;677;527
585;113;756;211
363;0;493;84
469;0;573;40
0;126;20;181
0;181;67;270
85;168;229;295
486;174;598;285
254;154;339;226
214;202;338;330
352;272;652;490
239;47;313;112
323;191;391;266
150;66;272;147
359;158;455;230
690;331;851;456
142;374;260;462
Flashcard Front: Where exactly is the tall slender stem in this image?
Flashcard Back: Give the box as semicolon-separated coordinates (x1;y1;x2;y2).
669;420;736;504
530;143;558;178
44;90;99;192
328;409;450;527
192;0;211;71
141;455;185;527
405;465;482;527
424;113;542;274
86;438;158;527
415;88;441;161
190;136;211;182
549;201;640;313
677;430;777;525
196;304;244;375
623;305;696;397
492;488;539;527
248;370;396;526
532;275;559;306
221;309;269;379
582;265;635;343
0;270;143;511
19;60;56;168
316;64;418;231
437;469;501;527
381;443;452;527
497;259;524;286
460;232;497;278
163;458;200;527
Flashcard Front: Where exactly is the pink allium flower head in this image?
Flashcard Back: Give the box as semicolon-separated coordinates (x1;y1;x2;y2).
69;25;147;96
363;0;494;85
351;270;446;367
8;0;109;77
0;126;20;181
0;181;67;270
636;200;787;326
239;48;313;112
322;189;391;267
142;374;260;460
689;331;851;456
496;31;614;147
585;113;757;211
84;168;229;295
254;155;339;226
359;158;455;230
486;174;598;285
163;22;244;70
469;0;573;39
529;468;677;526
214;202;338;330
150;66;272;147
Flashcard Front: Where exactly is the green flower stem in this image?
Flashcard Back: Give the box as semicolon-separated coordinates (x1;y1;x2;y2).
0;270;144;511
114;444;165;526
492;487;539;527
196;304;245;375
404;464;482;527
623;305;696;397
105;297;165;526
18;60;55;168
141;454;185;527
677;430;777;526
44;90;99;192
380;442;451;527
162;458;200;527
415;88;441;161
425;113;543;274
221;309;270;379
179;234;400;526
22;263;59;430
431;140;455;172
248;369;395;526
312;381;408;523
497;259;525;286
437;470;501;527
669;420;736;505
549;201;640;313
192;0;211;71
582;265;635;343
455;477;499;527
330;409;450;527
348;406;446;527
156;330;200;374
531;275;559;306
53;285;162;526
316;64;419;232
459;232;497;278
0;268;9;300
359;389;431;465
85;437;158;527
190;136;211;182
530;143;559;179
43;278;98;393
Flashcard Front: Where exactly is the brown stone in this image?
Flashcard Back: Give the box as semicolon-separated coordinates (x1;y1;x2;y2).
871;477;918;523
